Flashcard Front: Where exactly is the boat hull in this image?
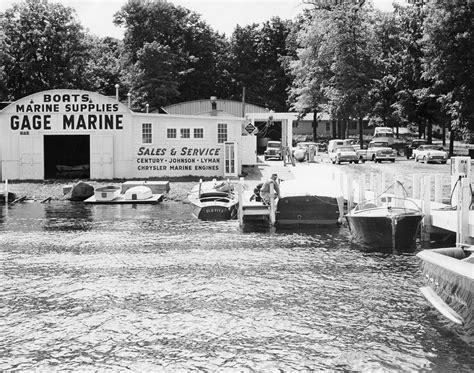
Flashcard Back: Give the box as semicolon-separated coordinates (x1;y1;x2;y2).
277;195;342;227
417;247;474;332
346;210;423;250
192;202;238;221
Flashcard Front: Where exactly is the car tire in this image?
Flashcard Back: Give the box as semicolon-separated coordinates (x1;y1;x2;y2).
355;160;359;164
390;159;395;163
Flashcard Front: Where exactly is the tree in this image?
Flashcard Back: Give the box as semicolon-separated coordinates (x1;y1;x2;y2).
422;2;474;146
114;0;228;107
82;36;126;97
288;4;376;143
1;0;88;100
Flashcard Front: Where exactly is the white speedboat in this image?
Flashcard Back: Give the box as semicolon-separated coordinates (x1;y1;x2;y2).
188;180;238;221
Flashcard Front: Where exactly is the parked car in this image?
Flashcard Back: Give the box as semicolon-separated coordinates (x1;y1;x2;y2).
329;145;359;164
413;144;448;164
359;141;396;163
264;140;282;160
406;139;427;159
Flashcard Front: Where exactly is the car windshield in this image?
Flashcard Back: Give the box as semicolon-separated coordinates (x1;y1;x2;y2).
422;145;443;151
298;142;317;148
372;142;389;147
267;142;280;148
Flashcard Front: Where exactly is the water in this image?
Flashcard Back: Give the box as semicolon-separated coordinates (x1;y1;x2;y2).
1;202;473;371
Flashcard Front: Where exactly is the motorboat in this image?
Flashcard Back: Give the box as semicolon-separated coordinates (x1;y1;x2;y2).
345;195;423;250
276;179;344;227
417;244;473;330
188;179;238;221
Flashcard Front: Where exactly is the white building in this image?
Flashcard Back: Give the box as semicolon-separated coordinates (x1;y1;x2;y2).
0;89;257;181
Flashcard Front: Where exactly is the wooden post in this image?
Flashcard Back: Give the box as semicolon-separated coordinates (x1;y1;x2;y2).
238;177;244;226
394;175;403;207
434;174;443;203
346;175;354;213
421;176;432;242
457;177;470;245
369;172;376;194
412;174;420;200
269;183;276;225
358;173;366;203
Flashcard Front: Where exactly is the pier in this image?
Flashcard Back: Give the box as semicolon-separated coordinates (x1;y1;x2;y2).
240;156;474;244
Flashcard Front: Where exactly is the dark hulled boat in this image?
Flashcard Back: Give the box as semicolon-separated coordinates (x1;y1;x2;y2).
345;196;423;250
188;180;238;221
417;244;474;331
276;179;344;227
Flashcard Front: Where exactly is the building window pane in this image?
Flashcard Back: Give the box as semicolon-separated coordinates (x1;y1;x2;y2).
181;128;190;138
167;128;176;138
194;128;204;138
142;123;152;143
326;123;330;132
217;123;227;143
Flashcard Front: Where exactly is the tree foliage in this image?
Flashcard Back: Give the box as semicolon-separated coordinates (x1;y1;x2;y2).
1;0;88;100
422;2;474;142
114;0;229;109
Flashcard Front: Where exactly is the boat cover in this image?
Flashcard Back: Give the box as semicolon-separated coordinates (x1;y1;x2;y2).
124;186;153;200
279;179;343;199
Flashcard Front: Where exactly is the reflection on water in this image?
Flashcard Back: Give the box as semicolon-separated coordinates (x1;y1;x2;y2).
1;202;473;371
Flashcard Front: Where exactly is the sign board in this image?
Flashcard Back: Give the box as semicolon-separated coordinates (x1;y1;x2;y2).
244;122;257;135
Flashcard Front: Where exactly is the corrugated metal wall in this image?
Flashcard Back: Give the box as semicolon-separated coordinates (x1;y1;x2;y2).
162;99;269;117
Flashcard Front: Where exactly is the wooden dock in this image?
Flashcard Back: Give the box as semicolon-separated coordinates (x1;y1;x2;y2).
238;180;276;226
338;169;474;245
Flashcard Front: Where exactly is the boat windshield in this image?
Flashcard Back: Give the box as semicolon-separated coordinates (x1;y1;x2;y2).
354;196;421;212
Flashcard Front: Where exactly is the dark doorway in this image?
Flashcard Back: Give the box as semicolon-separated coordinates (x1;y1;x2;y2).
44;135;90;179
255;120;282;154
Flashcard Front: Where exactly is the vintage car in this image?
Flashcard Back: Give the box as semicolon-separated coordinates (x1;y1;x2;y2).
406;139;427;159
359;141;396;163
264;140;282;160
413;144;448;164
329;145;359;164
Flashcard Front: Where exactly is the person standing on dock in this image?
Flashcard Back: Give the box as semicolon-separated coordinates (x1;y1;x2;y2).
260;173;281;204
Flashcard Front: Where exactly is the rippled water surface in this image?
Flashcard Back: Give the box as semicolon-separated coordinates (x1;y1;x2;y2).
1;202;473;371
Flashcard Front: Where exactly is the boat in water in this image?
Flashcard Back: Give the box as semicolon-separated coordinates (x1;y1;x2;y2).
345;195;423;250
188;180;238;221
276;179;344;227
417;244;474;332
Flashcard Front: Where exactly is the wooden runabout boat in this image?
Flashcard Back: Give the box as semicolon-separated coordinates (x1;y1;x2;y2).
417;244;474;330
345;195;423;250
188;180;238;221
276;179;344;227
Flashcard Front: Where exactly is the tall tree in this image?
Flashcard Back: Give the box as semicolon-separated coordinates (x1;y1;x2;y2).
422;2;474;146
228;18;293;111
114;0;228;107
82;36;126;97
1;0;88;100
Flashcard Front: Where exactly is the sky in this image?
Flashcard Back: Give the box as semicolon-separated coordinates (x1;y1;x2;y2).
1;0;407;39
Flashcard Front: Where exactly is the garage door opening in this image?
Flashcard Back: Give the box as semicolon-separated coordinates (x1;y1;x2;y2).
44;135;90;179
255;120;282;154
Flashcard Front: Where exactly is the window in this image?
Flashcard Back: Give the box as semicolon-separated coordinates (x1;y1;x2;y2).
142;123;152;143
194;128;204;138
326;123;331;132
180;128;190;138
217;123;227;143
167;128;176;138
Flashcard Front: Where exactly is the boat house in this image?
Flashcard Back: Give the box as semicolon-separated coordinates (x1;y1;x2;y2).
0;89;257;181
